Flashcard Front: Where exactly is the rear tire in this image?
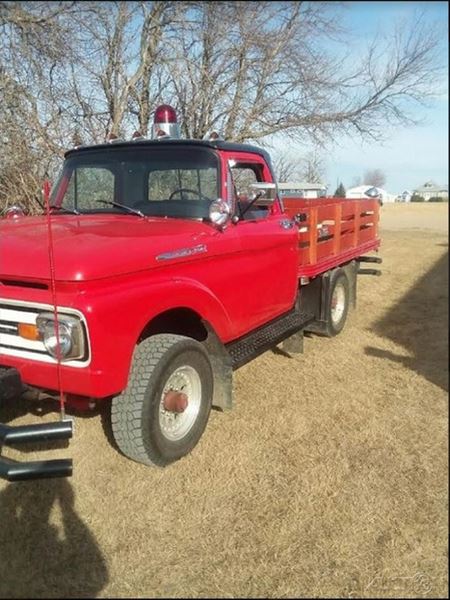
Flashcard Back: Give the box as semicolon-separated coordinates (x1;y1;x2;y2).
111;334;213;467
325;270;350;336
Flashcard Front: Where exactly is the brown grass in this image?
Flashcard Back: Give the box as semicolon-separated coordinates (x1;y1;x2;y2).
0;204;448;598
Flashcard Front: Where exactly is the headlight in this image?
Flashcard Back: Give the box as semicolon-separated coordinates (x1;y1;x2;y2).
36;312;86;361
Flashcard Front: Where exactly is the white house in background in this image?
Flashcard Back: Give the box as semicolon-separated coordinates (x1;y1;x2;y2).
278;182;327;199
401;190;413;202
345;185;396;203
413;181;448;201
395;190;413;202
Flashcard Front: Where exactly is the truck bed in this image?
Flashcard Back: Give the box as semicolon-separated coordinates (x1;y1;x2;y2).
282;197;381;277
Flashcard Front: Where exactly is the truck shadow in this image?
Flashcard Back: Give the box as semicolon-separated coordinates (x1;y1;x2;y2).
0;478;108;598
365;250;448;392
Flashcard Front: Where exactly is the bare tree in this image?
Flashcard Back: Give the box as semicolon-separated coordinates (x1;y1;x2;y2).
165;3;444;143
0;1;79;211
364;168;387;188
0;1;445;212
272;153;298;182
0;1;180;210
299;150;326;184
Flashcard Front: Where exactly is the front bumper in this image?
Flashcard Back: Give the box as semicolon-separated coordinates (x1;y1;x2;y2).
0;367;73;482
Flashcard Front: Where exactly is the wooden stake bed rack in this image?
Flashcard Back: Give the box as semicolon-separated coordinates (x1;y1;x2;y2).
282;197;381;277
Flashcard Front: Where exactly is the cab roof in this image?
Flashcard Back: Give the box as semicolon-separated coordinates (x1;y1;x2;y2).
64;138;273;167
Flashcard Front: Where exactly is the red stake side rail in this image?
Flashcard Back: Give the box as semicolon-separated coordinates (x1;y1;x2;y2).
282;197;381;277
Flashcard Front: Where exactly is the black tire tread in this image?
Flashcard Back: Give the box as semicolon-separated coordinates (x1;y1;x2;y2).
111;334;190;467
326;271;349;337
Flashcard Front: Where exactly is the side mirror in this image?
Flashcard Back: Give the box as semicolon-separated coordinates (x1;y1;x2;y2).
248;183;277;206
2;205;26;219
209;199;231;228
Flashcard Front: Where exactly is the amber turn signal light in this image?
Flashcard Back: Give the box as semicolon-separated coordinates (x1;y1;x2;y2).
18;323;41;341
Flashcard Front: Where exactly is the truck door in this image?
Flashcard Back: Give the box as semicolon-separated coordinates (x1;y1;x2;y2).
223;152;299;332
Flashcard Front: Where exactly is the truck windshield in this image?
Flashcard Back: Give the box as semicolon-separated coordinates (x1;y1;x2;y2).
50;146;219;219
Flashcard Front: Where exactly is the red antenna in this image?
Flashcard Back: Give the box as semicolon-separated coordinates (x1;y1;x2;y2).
43;180;67;419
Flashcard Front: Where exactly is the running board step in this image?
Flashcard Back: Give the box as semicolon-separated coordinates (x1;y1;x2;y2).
227;309;314;369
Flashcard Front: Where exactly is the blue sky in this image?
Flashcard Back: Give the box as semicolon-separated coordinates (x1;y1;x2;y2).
271;1;448;194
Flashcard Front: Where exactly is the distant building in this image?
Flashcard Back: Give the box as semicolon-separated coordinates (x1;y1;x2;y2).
346;185;395;203
278;182;327;199
395;190;413;202
413;182;448;201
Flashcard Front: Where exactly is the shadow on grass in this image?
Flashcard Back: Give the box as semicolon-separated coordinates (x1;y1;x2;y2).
0;478;108;598
365;251;448;391
1;398;109;597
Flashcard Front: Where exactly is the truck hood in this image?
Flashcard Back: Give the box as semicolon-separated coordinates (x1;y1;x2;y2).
0;215;212;282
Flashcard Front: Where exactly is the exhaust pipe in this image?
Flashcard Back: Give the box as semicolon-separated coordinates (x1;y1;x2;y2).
0;417;73;482
0;456;73;482
0;421;73;445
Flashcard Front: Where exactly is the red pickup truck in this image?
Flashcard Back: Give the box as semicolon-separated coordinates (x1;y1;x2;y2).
0;106;381;480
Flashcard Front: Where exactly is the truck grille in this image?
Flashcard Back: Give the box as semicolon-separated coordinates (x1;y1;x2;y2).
0;300;90;367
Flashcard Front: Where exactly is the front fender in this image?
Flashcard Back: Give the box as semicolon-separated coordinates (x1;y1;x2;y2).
80;276;233;397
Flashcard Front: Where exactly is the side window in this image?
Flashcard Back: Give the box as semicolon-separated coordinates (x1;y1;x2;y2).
230;162;268;220
231;167;259;199
66;167;114;210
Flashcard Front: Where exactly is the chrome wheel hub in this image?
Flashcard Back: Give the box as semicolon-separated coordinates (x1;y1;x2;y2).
159;365;201;441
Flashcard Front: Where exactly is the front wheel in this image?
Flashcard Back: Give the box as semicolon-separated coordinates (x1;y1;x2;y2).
111;334;213;467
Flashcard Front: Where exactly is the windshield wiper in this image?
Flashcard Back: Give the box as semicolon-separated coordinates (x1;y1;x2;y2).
49;205;81;215
96;200;144;217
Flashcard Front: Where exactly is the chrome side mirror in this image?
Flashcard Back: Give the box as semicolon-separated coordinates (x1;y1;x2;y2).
209;199;231;228
2;205;26;219
248;183;277;206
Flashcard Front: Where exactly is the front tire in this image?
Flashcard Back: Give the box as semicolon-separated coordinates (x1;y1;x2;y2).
111;334;213;467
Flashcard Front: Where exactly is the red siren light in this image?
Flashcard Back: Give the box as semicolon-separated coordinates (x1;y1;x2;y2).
154;104;177;124
152;104;180;139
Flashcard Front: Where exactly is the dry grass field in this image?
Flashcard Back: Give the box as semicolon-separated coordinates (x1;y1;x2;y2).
0;203;448;598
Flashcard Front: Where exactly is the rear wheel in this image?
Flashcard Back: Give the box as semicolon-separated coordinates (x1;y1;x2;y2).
326;271;350;336
111;334;213;466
